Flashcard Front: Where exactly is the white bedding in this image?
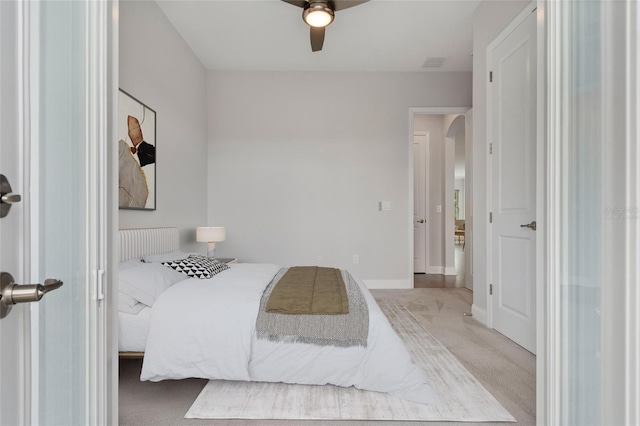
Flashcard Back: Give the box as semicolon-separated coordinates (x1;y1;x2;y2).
119;307;152;352
140;263;439;405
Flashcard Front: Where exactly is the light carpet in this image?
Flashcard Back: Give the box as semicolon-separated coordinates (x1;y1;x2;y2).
185;300;516;422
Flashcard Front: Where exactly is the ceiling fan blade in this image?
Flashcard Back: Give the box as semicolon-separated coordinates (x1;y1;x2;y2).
281;0;307;8
310;26;325;52
331;0;369;11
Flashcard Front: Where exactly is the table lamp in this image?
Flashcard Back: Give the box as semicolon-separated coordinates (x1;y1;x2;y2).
196;226;226;258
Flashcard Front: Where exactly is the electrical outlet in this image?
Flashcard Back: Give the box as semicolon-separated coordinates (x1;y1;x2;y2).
353;255;359;264
317;256;323;264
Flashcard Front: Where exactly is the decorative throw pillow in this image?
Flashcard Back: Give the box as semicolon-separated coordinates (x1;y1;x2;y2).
161;255;230;279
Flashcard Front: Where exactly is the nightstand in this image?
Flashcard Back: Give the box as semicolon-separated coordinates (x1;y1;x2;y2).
216;258;237;264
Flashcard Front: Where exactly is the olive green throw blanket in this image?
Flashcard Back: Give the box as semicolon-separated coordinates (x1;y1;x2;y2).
266;266;348;315
256;268;369;348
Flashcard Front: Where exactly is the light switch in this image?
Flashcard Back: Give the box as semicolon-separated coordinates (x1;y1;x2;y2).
436;205;442;213
379;201;392;211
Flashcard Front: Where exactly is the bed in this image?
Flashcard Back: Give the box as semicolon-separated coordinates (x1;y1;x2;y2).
118;227;439;405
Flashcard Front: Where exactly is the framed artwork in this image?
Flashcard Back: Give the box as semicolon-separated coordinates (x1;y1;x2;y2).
118;90;156;210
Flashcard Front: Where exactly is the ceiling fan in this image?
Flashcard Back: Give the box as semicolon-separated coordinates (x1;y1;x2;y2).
281;0;369;52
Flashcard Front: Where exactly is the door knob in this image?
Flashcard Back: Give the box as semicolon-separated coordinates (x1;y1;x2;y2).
417;219;425;223
0;174;21;218
520;220;537;231
1;193;21;204
0;272;63;319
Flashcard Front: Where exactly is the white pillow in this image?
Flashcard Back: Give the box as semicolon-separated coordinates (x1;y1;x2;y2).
118;291;146;314
119;263;186;307
142;250;190;263
119;258;143;270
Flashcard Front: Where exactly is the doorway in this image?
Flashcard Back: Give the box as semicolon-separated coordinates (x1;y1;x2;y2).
409;108;470;289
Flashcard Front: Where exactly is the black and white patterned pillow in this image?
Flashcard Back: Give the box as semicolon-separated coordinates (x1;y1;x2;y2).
161;255;230;279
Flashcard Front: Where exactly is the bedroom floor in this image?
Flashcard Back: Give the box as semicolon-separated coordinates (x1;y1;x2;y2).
119;282;536;425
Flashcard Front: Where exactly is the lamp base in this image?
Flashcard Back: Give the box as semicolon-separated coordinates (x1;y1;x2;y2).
207;242;216;258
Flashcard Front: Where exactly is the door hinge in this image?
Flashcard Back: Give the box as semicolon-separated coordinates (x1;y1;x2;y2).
489;143;493;154
95;269;105;301
490;284;493;295
489;71;493;83
489;212;493;223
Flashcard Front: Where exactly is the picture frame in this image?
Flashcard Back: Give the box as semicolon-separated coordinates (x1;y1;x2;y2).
118;89;156;210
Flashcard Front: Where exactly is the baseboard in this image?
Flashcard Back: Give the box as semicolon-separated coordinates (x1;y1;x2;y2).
427;266;444;274
362;279;412;289
426;266;457;276
471;304;487;325
444;267;457;276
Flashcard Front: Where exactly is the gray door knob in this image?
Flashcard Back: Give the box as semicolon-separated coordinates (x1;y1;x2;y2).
0;174;22;218
0;272;63;319
1;193;21;204
520;220;537;231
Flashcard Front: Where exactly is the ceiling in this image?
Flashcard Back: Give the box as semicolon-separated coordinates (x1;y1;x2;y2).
156;0;481;72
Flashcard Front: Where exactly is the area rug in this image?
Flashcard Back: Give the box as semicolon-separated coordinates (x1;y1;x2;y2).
185;300;516;422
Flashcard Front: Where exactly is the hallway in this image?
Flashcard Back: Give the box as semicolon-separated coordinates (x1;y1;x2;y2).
414;244;465;288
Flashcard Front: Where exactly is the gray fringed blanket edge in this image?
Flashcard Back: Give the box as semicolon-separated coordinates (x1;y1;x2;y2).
255;268;369;348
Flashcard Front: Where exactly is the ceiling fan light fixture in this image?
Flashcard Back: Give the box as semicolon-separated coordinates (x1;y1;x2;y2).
303;2;334;28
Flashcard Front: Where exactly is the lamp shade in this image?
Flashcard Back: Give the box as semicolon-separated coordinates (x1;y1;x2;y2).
196;227;226;243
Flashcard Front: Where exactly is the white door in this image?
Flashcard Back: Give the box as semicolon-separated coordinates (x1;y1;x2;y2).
489;10;537;353
0;1;109;424
413;132;429;273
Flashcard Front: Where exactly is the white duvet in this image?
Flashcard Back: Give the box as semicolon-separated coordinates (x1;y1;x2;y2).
141;263;439;405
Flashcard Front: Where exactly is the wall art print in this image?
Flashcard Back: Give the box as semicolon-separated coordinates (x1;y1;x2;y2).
118;90;156;210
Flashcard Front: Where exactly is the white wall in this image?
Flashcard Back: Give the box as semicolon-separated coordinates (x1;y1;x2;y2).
207;71;471;287
119;0;208;251
472;0;531;319
442;114;466;275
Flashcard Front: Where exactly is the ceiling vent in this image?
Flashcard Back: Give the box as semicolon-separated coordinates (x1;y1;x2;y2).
422;57;448;69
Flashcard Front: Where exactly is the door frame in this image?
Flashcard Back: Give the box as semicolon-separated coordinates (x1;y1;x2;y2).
408;107;470;285
546;0;640;424
485;0;545;420
0;1;32;424
19;0;118;423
